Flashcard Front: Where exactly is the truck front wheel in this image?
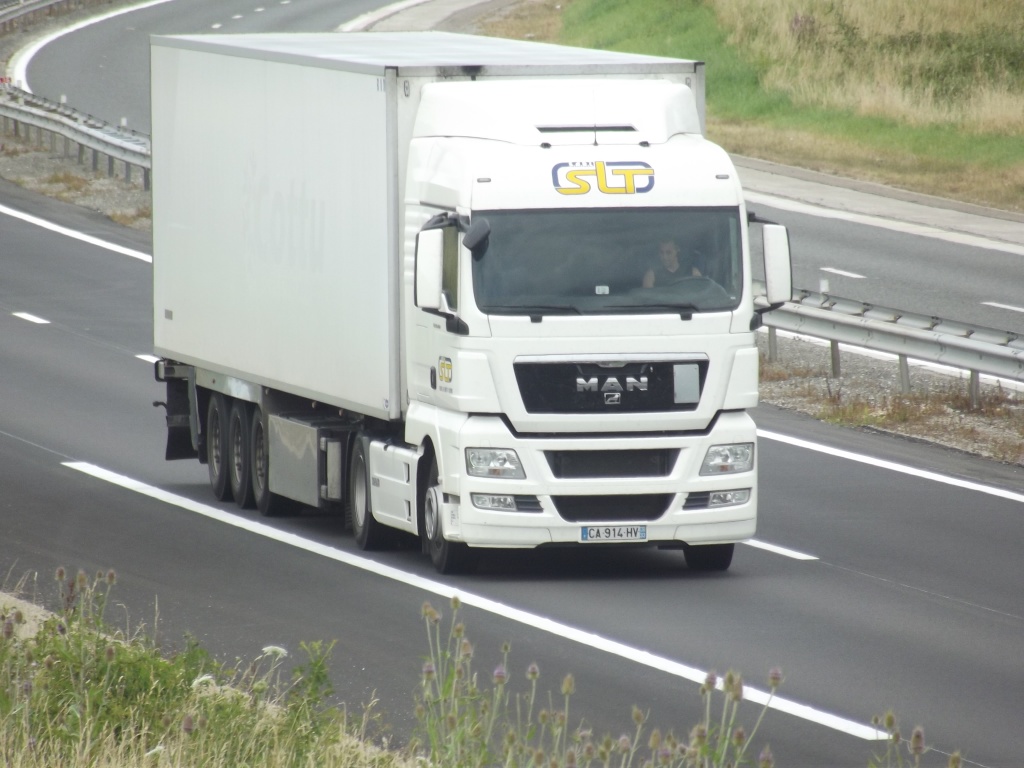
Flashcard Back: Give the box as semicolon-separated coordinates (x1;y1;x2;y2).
206;393;233;502
422;456;476;575
684;543;734;572
348;437;393;550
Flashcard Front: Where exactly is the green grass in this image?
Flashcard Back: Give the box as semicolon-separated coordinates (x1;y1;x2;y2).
523;0;1024;210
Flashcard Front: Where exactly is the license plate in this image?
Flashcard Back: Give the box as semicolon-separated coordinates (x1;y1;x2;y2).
580;525;647;542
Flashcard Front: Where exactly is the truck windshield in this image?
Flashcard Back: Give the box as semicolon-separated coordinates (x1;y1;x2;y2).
471;207;743;316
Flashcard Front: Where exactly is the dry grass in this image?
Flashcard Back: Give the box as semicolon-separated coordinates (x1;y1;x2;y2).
478;0;1024;212
710;0;1024;132
707;122;1024;211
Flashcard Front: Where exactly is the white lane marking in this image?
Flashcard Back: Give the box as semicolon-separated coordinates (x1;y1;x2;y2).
13;312;50;324
63;459;881;741
820;267;865;279
983;301;1024;314
137;354;161;364
744;539;818;560
759;430;1024;504
10;0;174;91
746;191;1024;257
339;0;434;31
0;203;151;263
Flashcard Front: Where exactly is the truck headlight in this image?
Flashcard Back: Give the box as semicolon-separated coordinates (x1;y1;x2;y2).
466;448;526;479
700;443;754;475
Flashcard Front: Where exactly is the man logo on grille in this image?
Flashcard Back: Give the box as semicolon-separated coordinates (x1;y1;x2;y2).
577;376;647;405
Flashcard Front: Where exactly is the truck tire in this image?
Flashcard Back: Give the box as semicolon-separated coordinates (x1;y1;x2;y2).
228;401;255;509
249;407;296;517
348;437;393;550
422;456;476;574
684;543;734;572
206;393;233;502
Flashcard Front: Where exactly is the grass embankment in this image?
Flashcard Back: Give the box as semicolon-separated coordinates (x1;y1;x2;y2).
485;0;1024;212
2;575;948;767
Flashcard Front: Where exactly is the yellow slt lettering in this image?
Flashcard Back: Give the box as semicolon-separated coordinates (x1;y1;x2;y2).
557;168;594;195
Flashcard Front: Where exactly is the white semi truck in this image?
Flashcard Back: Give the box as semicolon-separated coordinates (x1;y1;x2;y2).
151;31;792;574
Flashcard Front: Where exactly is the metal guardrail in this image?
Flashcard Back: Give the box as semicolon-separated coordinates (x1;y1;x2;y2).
759;283;1024;406
1;0;1020;409
0;0;151;188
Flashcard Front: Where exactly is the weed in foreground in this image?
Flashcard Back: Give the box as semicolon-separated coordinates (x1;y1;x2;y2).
412;595;782;768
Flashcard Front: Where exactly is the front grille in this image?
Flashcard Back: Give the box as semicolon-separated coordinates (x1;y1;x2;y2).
546;449;678;479
550;494;672;522
514;359;708;414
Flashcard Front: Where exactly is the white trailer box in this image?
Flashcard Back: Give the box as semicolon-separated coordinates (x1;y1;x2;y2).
151;32;706;421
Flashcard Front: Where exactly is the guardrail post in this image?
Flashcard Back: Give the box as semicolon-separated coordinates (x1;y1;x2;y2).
767;326;778;362
898;355;911;394
143;167;150;192
830;340;841;378
969;371;980;410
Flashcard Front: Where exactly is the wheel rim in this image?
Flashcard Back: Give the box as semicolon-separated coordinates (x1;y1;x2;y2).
252;420;267;497
209;409;223;474
230;414;244;487
352;457;368;530
424;485;440;542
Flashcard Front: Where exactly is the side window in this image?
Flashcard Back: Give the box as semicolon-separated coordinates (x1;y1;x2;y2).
442;226;459;311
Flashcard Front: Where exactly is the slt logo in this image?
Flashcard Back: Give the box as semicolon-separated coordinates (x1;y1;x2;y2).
551;161;655;195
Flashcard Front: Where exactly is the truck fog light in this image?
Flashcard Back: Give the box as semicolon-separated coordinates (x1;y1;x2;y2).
709;489;751;507
466;448;526;479
471;493;518;510
700;443;754;475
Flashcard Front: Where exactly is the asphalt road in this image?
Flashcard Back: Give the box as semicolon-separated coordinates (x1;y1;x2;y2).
1;1;1023;765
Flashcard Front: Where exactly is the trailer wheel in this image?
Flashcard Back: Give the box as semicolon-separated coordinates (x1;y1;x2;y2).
348;438;392;550
206;393;233;502
422;456;476;575
228;401;255;509
683;543;734;572
250;407;296;517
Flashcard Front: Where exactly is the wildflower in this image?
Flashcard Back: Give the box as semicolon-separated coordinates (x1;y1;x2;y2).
527;662;540;680
453;622;465;638
947;751;962;768
106;569;117;585
768;667;783;690
632;705;646;726
261;645;288;659
451;594;461;610
76;569;88;589
561;673;575;696
910;726;926;756
759;745;775;768
702;670;717;695
460;638;473;658
618;734;631;754
729;673;744;703
649;728;662;750
493;664;508;685
422;661;436;682
732;726;746;748
55;567;65;582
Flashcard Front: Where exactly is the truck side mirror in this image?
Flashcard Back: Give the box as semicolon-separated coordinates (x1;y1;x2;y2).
762;224;792;306
415;228;444;310
463;218;490;256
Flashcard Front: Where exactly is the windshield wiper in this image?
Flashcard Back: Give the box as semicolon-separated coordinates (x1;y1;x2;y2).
600;303;699;319
486;305;584;321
